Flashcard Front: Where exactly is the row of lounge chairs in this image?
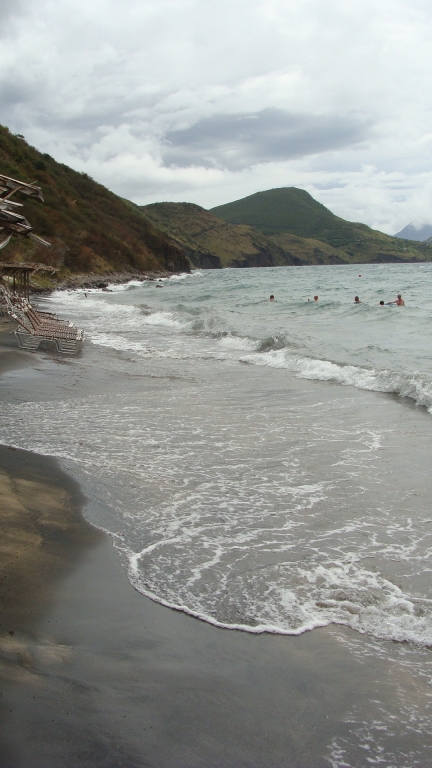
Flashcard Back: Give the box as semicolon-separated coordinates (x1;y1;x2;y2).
0;174;84;354
0;284;84;354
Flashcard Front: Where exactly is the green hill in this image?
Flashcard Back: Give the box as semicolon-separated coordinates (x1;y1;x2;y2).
0;125;190;279
211;188;342;239
210;187;432;263
142;202;346;268
143;194;432;268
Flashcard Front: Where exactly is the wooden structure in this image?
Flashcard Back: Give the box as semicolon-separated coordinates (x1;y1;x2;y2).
0;262;57;300
0;173;84;354
0;174;50;248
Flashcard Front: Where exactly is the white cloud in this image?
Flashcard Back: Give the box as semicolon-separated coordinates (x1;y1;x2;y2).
1;0;432;232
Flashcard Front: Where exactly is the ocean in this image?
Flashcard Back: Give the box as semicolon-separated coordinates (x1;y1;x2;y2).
1;263;432;765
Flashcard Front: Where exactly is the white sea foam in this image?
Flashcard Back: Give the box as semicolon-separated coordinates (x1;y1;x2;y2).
107;279;145;291
169;272;194;280
241;350;432;412
90;333;153;355
139;310;188;328
217;334;258;351
122;549;432;644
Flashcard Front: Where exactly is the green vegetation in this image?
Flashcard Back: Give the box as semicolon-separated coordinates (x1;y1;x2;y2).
211;187;341;239
143;194;432;268
0;125;190;278
210;187;432;264
142;202;308;268
143;201;355;267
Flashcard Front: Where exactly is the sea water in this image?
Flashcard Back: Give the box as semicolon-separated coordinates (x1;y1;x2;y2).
1;263;432;763
2;263;432;638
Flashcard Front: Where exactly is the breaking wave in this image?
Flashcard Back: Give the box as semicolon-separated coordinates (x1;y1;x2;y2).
241;349;432;413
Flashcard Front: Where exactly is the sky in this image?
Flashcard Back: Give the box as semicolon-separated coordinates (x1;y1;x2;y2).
1;0;432;234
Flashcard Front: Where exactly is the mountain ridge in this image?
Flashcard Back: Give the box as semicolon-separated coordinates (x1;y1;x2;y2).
210;187;432;261
141;201;351;269
143;190;432;268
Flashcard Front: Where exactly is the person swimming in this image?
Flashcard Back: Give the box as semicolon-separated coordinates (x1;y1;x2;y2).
354;296;361;303
388;294;405;306
269;295;275;301
314;295;318;301
379;300;385;305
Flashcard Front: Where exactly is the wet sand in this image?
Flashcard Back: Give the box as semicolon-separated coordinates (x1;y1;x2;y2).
0;318;33;376
0;453;394;768
1;324;432;767
0;433;355;767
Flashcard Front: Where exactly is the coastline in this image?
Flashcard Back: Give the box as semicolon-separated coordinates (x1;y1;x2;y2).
1;302;432;766
0;423;352;766
31;268;186;295
0;444;101;638
0;440;381;768
2;446;429;768
0;326;354;767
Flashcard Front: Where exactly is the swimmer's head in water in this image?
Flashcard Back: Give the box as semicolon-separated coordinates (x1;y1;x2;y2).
314;295;318;301
354;296;360;303
269;295;274;300
379;301;384;305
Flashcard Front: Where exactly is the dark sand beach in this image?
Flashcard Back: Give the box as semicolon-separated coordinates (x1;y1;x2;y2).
1;318;432;767
0;443;396;768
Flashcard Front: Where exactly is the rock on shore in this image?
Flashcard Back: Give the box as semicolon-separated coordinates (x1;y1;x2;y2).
31;270;177;294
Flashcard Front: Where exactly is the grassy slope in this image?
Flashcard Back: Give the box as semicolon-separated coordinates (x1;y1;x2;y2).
0;125;190;277
210;187;432;264
142;202;346;268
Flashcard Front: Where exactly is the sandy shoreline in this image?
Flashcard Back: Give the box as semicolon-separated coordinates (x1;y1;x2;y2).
2;326;339;766
0;437;349;767
0;444;101;636
0;442;370;768
1;320;432;766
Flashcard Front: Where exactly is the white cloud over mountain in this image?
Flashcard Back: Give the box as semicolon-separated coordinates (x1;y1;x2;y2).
1;0;432;233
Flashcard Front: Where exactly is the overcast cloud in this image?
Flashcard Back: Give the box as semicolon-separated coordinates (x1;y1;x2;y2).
1;0;432;232
163;109;371;170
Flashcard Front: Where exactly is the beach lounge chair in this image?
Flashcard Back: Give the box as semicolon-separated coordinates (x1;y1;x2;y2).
0;283;85;354
0;175;85;354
